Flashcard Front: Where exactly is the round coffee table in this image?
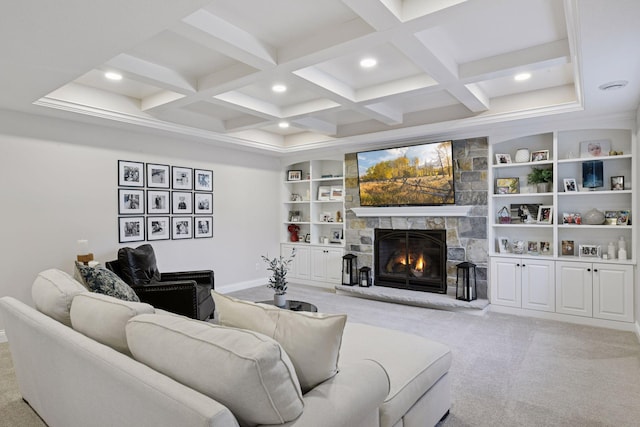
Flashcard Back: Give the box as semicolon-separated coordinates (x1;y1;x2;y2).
257;299;318;312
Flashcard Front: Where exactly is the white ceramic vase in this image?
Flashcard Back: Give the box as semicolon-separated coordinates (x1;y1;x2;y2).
515;148;530;163
274;293;286;307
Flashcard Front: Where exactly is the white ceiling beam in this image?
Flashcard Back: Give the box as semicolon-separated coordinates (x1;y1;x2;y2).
141;90;185;112
223;115;271;132
293;67;356;101
291;117;338;135
176;10;276;70
356;74;437;102
341;0;401;30
363;102;403;125
459;40;570;82
106;54;196;94
281;99;341;118
153;108;225;132
213;91;281;119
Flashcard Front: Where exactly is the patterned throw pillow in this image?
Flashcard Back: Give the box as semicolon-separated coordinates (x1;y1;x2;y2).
75;261;140;302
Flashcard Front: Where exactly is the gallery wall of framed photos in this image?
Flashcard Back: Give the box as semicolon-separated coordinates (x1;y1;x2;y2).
117;160;214;243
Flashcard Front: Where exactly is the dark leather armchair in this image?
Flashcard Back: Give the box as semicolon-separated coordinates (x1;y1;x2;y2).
105;244;215;320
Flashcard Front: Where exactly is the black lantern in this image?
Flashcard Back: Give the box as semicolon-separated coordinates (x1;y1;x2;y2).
359;266;372;287
456;261;477;301
342;254;358;286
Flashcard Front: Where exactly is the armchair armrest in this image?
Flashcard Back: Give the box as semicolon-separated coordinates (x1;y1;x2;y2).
262;360;389;427
133;281;198;319
161;270;214;288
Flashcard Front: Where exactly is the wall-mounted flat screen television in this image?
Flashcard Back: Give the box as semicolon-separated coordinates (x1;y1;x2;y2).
357;140;455;206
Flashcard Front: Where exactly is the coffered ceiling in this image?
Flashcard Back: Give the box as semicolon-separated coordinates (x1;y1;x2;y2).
2;0;639;154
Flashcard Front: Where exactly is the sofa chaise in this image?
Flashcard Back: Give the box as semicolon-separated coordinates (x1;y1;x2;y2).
0;269;451;427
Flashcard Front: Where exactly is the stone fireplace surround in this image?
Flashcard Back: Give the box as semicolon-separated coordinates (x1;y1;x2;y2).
344;138;489;299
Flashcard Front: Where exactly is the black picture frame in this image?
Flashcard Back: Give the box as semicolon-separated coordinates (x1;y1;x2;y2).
172;217;193;239
194;169;213;191
194;216;213;238
287;170;302;181
146;163;170;188
611;176;624;190
118;217;145;243
172;166;193;190
147;216;170;241
118;160;144;187
172;191;193;214
194;192;213;214
118;189;144;215
147;190;170;214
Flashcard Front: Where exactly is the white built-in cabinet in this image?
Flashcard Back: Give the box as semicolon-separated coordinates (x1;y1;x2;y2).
281;159;345;288
489;128;636;328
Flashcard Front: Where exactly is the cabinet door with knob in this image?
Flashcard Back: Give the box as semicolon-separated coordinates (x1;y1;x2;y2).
555;261;593;317
490;257;554;311
592;263;633;322
310;247;343;283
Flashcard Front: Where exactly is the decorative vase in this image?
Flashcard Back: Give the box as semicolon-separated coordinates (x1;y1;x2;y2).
536;182;551;193
274;293;286;307
583;208;605;225
515;148;530;163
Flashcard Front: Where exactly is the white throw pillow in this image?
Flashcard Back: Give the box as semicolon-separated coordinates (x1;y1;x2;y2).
126;314;304;426
31;269;87;326
70;292;154;355
212;290;347;392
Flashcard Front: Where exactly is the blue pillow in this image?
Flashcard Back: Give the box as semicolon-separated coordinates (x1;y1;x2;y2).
75;262;140;302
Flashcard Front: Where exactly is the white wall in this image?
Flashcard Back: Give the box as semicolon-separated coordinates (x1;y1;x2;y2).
0;110;281;330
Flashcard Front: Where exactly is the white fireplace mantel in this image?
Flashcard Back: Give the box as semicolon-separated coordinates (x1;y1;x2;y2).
351;206;470;217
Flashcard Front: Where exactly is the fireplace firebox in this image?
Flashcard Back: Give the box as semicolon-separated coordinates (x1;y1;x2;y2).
374;229;447;293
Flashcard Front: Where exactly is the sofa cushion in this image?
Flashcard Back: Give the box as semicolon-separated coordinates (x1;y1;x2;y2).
212;290;347;393
70;292;154;355
31;269;87;326
117;244;161;285
339;323;452;427
75;262;140;302
126;314;304;426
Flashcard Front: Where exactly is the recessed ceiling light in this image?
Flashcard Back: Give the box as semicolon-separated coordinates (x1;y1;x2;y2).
278;121;290;129
104;71;123;81
514;72;531;82
360;58;377;68
599;80;628;91
272;84;287;93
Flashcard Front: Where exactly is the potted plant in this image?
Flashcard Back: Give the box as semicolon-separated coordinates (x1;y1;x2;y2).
262;248;296;307
527;167;553;193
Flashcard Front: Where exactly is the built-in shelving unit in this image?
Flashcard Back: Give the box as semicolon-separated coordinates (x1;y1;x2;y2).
488;128;636;329
281;159;345;288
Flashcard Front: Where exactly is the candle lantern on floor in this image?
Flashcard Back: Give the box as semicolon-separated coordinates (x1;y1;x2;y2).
342;254;358;286
456;261;477;301
359;266;372;287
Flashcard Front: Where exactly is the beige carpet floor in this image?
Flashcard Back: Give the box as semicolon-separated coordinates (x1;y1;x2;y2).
2;284;640;426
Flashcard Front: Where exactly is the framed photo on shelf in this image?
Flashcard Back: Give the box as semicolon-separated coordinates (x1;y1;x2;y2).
527;241;539;255
530;150;549;162
172;191;193;214
172;166;193;190
611;176;624;190
510;203;540;223
119;217;144;243
497;236;510;253
194;192;213;214
562;212;581;224
580;139;610;158
604;210;618;225
495;177;519;194
118;189;144;215
287;170;302;181
330;186;343;200
194;216;213;238
147;190;170;214
194;169;213;191
147;216;170;241
304;233;311;243
617;210;630;225
320;211;333;222
561;240;575;256
172;217;193;240
318;186;331;201
512;240;525;254
146;163;170;188
540;241;551;255
118;160;144;187
537;205;553;224
330;228;342;243
563;178;577;192
288;210;301;222
579;244;601;258
495;154;512;164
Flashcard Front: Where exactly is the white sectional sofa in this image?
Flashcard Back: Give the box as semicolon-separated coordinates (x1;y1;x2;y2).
0;269;451;427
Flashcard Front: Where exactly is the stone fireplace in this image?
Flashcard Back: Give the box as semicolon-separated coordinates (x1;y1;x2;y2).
344;137;489;299
375;229;447;293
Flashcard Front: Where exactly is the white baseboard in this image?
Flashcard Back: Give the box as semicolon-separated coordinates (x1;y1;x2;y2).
0;329;6;343
216;279;263;294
